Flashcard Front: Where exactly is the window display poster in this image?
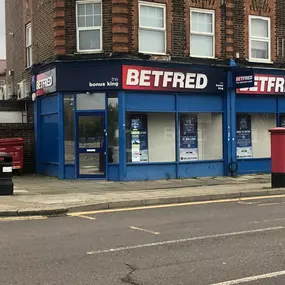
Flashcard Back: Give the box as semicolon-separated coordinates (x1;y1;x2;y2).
180;114;198;161
236;114;253;159
130;115;148;162
280;115;285;127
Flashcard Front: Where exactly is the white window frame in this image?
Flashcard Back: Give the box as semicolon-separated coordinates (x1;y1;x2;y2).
76;0;103;53
190;8;215;59
138;1;167;55
25;23;32;68
249;15;271;63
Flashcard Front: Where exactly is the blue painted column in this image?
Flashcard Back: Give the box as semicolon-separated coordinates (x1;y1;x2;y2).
34;99;40;174
226;67;237;176
118;91;126;181
58;93;65;179
175;94;179;179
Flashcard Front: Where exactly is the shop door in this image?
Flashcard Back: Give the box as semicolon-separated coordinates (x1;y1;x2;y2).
76;112;106;178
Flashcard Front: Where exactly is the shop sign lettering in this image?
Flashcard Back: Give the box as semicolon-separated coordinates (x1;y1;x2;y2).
237;74;285;95
122;65;225;93
36;68;56;96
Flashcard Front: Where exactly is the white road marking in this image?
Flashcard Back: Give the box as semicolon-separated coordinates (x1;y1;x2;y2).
258;202;285;206
14;190;29;193
0;216;48;222
210;270;285;285
87;226;284;255
237;201;260;205
249;218;285;224
129;226;160;235
69;214;96;220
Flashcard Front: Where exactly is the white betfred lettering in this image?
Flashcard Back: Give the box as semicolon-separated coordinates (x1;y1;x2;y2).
275;77;285;93
151;71;164;87
249;77;259;92
36;77;53;90
139;70;151;86
126;69;139;86
172;72;185;88
267;77;276;92
185;73;196;88
162;72;174;87
259;76;268;92
196;74;208;89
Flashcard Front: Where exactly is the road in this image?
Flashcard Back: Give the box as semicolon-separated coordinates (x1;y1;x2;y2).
1;195;285;285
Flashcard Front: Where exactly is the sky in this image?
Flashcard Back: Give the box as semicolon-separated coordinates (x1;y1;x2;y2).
0;0;5;59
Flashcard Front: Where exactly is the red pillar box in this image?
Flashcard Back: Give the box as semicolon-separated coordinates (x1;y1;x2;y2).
269;128;285;188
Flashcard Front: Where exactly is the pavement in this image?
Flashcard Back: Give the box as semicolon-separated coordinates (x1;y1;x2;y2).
0;173;284;217
1;195;285;284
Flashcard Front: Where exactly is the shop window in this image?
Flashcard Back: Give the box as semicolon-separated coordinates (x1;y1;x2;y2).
25;23;32;67
108;93;119;163
236;114;275;159
138;2;166;55
249;16;271;63
280;114;285;127
76;1;102;52
76;93;105;110
190;9;215;58
126;112;175;163
64;95;75;164
179;113;223;161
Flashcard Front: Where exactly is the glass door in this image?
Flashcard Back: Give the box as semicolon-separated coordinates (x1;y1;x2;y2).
76;112;106;178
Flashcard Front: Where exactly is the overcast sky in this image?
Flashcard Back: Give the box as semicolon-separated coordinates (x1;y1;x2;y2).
0;0;5;59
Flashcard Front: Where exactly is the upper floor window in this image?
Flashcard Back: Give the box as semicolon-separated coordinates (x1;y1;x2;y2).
25;23;32;67
139;2;166;55
249;16;271;62
190;9;215;58
76;1;102;52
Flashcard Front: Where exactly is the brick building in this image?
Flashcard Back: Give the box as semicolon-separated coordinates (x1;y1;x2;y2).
5;0;285;181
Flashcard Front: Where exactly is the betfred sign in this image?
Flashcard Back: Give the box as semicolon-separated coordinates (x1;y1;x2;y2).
36;68;56;96
234;68;255;89
122;65;225;93
237;74;285;95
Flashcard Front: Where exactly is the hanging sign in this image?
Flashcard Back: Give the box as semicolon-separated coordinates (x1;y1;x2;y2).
35;68;56;96
130;115;148;162
234;69;255;89
180;114;198;161
236;115;253;159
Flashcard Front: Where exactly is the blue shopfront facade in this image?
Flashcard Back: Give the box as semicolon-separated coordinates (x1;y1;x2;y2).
32;59;285;181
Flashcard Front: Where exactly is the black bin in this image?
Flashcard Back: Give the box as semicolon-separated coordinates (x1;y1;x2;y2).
0;153;14;195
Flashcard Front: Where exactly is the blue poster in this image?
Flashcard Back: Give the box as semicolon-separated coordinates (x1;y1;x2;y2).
130;115;148;162
236;115;252;159
180;114;198;161
280;115;285;127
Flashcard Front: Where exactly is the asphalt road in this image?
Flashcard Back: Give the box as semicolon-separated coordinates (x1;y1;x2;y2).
1;195;285;285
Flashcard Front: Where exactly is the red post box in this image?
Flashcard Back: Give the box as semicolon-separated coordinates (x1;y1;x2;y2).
0;138;24;175
269;128;285;188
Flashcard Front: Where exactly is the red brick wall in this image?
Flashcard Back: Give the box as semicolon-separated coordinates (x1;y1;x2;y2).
5;0;285;87
5;0;55;93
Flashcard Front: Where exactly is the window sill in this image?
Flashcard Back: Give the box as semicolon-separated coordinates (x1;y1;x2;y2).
139;51;169;56
248;59;273;64
189;55;216;59
75;50;104;55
